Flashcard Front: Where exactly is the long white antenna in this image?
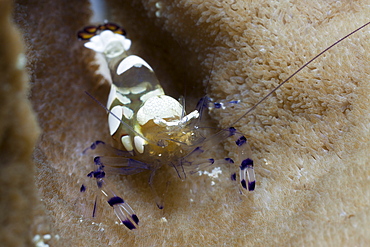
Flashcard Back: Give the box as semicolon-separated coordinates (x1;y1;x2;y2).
230;21;370;127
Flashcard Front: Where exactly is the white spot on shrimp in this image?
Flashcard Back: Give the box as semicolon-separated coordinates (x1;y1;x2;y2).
130;82;148;94
107;84;117;108
122;106;134;119
108;105;122;135
134;136;146;154
92;52;113;86
121;135;134;151
116;93;131;105
116;55;153;75
136;95;183;125
85;30;131;55
139;88;164;102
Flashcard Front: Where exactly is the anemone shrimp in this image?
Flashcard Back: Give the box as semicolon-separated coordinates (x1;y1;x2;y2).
77;20;370;231
78;22;255;230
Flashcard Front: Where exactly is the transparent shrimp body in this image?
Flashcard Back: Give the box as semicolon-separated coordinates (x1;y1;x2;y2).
87;30;201;170
79;24;255;229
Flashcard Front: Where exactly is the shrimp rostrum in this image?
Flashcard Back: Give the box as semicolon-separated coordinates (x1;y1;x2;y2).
78;23;255;230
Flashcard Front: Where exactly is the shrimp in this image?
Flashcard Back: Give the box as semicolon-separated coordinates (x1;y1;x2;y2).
77;21;370;230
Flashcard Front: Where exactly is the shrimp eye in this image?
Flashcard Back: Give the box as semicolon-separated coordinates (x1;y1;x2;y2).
113;28;127;36
101;23;127;36
77;23;127;40
77;25;98;40
77;31;96;40
84;25;99;33
102;22;119;31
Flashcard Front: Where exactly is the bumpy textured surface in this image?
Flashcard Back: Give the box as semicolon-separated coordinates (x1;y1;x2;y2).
7;0;370;246
0;1;40;246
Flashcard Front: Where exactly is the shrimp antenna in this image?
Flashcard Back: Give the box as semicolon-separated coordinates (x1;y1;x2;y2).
196;53;217;123
230;21;370;127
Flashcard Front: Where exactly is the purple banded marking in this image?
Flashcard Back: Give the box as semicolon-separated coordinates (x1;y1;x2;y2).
240;158;253;170
241;179;247;189
82;140;106;154
236;136;247;147
248;181;256;191
92;197;98;217
225;158;234;163
132;214;139;225
193;146;204;153
228;127;237;136
92;170;105;179
122;219;136;230
214;102;222;108
185;146;204;158
231;173;236;181
196;96;209;109
80;184;86;192
107;196;125;207
240;158;255;191
94;156;103;166
87;170;106;179
91;140;105;150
